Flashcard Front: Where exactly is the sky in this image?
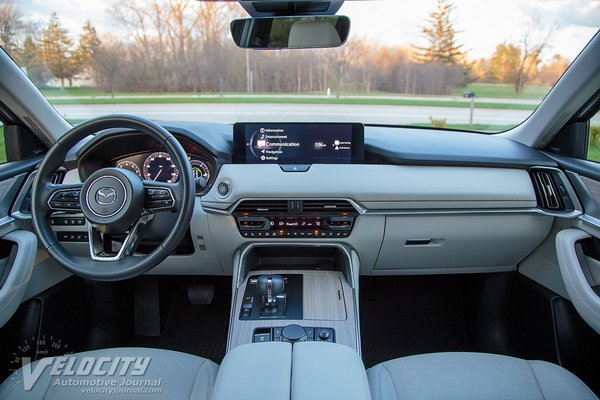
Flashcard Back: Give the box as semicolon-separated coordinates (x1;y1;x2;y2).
15;0;600;62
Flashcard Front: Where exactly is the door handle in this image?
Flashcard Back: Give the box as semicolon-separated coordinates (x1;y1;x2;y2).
556;228;600;334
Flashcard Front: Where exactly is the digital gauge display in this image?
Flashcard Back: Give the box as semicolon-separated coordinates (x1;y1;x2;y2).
143;152;179;183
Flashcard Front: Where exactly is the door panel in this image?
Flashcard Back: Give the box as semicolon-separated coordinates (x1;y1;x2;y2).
0;159;43;328
0;230;37;327
546;145;600;335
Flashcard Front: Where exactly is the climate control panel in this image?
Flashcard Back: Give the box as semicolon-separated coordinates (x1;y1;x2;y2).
233;199;358;239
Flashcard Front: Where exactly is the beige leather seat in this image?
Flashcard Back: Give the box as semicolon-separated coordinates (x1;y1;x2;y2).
367;352;598;400
0;347;218;400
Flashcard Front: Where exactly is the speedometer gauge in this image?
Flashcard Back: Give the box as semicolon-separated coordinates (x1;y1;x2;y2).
143;152;179;183
116;160;141;177
190;159;211;181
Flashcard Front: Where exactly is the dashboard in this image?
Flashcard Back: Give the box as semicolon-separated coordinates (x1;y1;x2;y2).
55;121;575;277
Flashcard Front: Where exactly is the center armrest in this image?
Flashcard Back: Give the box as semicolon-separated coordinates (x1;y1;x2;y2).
292;342;372;400
211;342;292;400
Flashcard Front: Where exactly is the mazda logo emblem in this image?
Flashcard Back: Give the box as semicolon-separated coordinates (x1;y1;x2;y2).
96;187;117;205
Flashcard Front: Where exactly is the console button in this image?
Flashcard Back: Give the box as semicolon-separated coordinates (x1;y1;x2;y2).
305;327;315;341
253;333;271;343
318;329;330;341
279;165;311;173
316;328;334;342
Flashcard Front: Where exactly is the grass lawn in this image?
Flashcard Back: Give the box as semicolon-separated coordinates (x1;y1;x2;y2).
42;87;101;97
588;146;600;163
43;85;551;101
453;83;550;99
46;95;537;110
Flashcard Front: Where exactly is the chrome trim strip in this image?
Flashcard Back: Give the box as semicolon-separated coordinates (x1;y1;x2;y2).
204;197;366;215
88;213;154;262
227;242;361;355
0;216;15;230
579;214;600;231
203;197;580;218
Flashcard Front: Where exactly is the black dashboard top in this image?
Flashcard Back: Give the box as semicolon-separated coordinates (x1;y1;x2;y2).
72;121;556;173
364;126;556;168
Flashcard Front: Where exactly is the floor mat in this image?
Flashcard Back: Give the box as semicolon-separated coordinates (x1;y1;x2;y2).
129;276;231;364
360;275;477;369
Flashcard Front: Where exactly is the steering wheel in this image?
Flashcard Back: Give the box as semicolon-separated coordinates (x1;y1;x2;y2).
31;115;195;281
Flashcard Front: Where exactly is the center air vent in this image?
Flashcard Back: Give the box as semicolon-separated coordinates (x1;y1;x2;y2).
234;200;289;213
233;199;357;215
302;200;356;213
530;169;564;211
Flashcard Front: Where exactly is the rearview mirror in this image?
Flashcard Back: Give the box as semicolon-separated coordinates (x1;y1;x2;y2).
230;15;350;50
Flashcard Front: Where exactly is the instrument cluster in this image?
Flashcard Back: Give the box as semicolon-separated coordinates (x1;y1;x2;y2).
113;152;212;183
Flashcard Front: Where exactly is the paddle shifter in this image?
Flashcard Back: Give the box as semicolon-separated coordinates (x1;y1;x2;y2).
257;275;286;316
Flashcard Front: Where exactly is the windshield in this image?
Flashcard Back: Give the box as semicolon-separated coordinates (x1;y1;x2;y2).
1;0;598;133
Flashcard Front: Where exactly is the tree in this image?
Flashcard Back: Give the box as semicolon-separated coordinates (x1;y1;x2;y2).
0;0;24;58
538;54;570;86
20;35;51;86
41;13;80;89
512;27;547;93
489;43;521;84
413;0;466;65
329;39;358;98
91;37;124;96
488;22;549;94
78;20;101;75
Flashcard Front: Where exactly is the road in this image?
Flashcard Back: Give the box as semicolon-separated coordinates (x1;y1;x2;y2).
53;103;534;127
47;93;542;106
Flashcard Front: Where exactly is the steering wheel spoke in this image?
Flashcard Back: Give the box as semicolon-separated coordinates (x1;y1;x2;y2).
46;183;83;214
88;213;154;261
143;181;181;213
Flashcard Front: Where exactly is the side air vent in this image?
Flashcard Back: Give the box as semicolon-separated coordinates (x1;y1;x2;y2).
234;200;289;213
51;170;66;185
302;200;356;213
530;169;564;211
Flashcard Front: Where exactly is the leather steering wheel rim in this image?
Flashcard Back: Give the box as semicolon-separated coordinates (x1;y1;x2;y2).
31;114;195;281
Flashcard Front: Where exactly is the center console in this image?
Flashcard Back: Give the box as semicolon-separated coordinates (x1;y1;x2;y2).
227;244;361;352
226;122;363;355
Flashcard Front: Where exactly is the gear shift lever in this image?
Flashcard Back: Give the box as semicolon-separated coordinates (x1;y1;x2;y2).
257;275;285;314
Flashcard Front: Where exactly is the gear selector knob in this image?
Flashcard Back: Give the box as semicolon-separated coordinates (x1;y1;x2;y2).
257;275;285;311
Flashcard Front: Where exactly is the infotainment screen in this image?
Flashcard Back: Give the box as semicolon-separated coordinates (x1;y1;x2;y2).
233;123;364;164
